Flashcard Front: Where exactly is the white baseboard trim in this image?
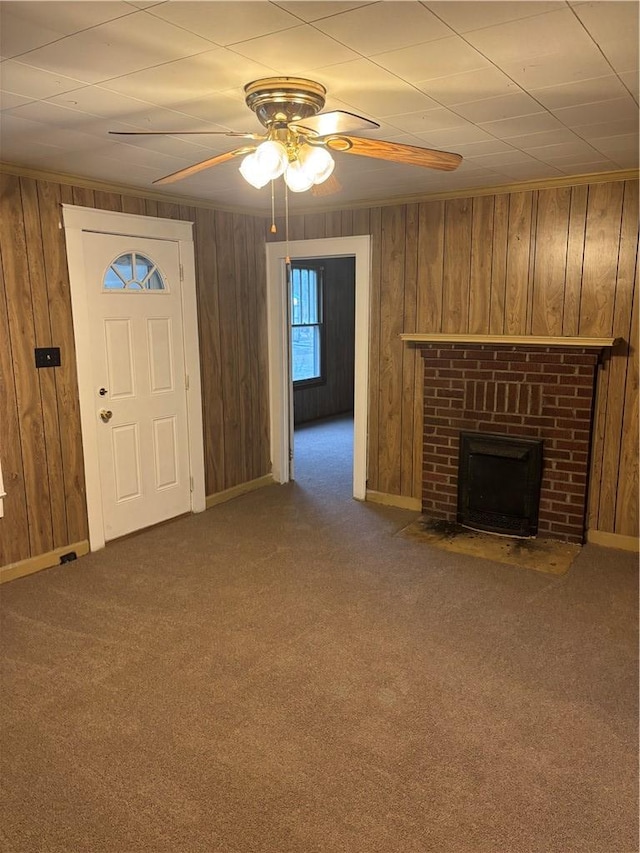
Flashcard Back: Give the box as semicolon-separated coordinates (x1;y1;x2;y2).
365;490;422;511
586;530;639;552
1;540;90;584
206;474;276;509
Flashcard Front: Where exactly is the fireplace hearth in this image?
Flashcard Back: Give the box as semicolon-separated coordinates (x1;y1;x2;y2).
457;432;543;538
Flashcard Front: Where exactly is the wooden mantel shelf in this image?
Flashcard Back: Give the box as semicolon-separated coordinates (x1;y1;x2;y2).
400;333;620;348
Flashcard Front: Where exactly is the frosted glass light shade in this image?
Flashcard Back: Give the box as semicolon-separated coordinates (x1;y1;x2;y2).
284;160;315;192
254;140;288;180
298;145;335;184
239;153;270;189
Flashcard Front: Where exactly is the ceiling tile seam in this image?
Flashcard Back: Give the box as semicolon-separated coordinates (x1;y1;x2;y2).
351;9;625;169
0;7;142;65
1;94;237;152
136;5;230;48
270;0;380;27
566;1;635;90
285;7;581;158
417;0;575;36
1;11;241;91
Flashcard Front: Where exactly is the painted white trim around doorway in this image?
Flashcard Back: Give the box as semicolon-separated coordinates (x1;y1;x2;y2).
62;205;206;552
265;235;371;500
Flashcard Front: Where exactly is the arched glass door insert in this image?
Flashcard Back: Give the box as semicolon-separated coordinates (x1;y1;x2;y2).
103;251;166;291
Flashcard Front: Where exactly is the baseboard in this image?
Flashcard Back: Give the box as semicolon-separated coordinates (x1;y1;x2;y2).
1;540;90;584
206;474;276;509
586;530;639;553
365;490;422;511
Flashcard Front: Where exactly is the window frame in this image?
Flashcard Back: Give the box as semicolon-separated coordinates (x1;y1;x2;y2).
289;261;326;389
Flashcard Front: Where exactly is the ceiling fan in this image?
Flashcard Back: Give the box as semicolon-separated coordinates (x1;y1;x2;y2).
110;77;463;193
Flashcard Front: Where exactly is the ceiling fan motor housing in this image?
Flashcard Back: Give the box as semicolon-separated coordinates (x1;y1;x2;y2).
244;77;327;129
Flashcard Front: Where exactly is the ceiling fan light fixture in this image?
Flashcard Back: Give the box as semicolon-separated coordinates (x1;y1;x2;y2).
284;159;315;193
298;145;335;184
239;152;270;189
254;140;288;180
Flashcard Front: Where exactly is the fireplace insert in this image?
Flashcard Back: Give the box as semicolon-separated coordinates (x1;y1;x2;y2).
457;432;543;537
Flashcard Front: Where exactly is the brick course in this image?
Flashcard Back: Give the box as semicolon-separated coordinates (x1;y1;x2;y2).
420;344;601;544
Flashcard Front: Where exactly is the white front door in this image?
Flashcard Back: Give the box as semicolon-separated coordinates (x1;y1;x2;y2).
82;231;191;541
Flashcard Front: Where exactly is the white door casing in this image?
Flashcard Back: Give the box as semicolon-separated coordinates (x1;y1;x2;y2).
265;235;371;499
63;205;205;551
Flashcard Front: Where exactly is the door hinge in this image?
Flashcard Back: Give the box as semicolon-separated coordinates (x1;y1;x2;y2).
190;476;194;492
179;264;184;282
185;374;190;391
289;447;293;462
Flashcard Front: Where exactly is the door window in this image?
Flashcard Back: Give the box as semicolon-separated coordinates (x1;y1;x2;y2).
103;251;166;292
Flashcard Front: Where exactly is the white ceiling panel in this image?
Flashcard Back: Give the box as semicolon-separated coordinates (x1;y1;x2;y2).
0;90;32;110
577;118;640;141
100;50;276;106
619;71;640;100
230;24;359;71
0;1;134;58
0;60;86;99
315;60;441;117
146;1;301;47
551;96;639;129
466;8;595;63
415;123;498;148
383;107;469;135
373;36;492;81
0;0;635;214
272;2;371;23
13;13;216;84
479;112;567;139
313;2;453;55
506;128;584;150
571;1;640;73
415;66;521;105
427;1;565;33
529;75;631;111
453;92;545;124
499;161;565;180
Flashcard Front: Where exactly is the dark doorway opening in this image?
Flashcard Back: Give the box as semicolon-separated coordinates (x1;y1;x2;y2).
457;432;543;537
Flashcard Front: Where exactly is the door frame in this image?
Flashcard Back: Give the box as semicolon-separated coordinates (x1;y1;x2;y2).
62;204;205;552
265;235;371;499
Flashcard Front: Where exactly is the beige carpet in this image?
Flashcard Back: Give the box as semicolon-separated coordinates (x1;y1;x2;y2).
402;516;582;575
1;415;638;853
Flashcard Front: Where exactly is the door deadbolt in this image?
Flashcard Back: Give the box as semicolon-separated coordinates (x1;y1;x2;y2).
99;387;108;396
99;409;113;422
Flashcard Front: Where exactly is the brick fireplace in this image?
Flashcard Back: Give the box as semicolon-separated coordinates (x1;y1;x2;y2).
404;335;617;545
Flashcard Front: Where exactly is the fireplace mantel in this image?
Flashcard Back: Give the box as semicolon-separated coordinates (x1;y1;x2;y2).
401;333;619;348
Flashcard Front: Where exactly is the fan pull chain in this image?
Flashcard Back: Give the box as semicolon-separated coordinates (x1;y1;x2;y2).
284;181;290;266
270;180;277;234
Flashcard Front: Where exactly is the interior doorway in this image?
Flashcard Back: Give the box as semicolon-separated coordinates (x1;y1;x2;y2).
265;235;371;500
290;255;355;482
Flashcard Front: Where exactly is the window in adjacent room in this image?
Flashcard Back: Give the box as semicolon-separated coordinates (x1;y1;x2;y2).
290;262;325;386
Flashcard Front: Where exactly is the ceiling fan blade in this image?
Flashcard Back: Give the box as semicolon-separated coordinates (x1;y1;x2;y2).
292;110;380;136
326;136;462;171
110;130;263;139
153;146;255;185
311;173;342;197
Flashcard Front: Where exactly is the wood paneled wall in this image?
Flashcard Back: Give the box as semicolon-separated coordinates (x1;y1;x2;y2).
294;256;355;425
1;170;637;571
0;173;270;566
278;179;638;538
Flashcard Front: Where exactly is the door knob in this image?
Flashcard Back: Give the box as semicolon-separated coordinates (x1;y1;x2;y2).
99;409;113;423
